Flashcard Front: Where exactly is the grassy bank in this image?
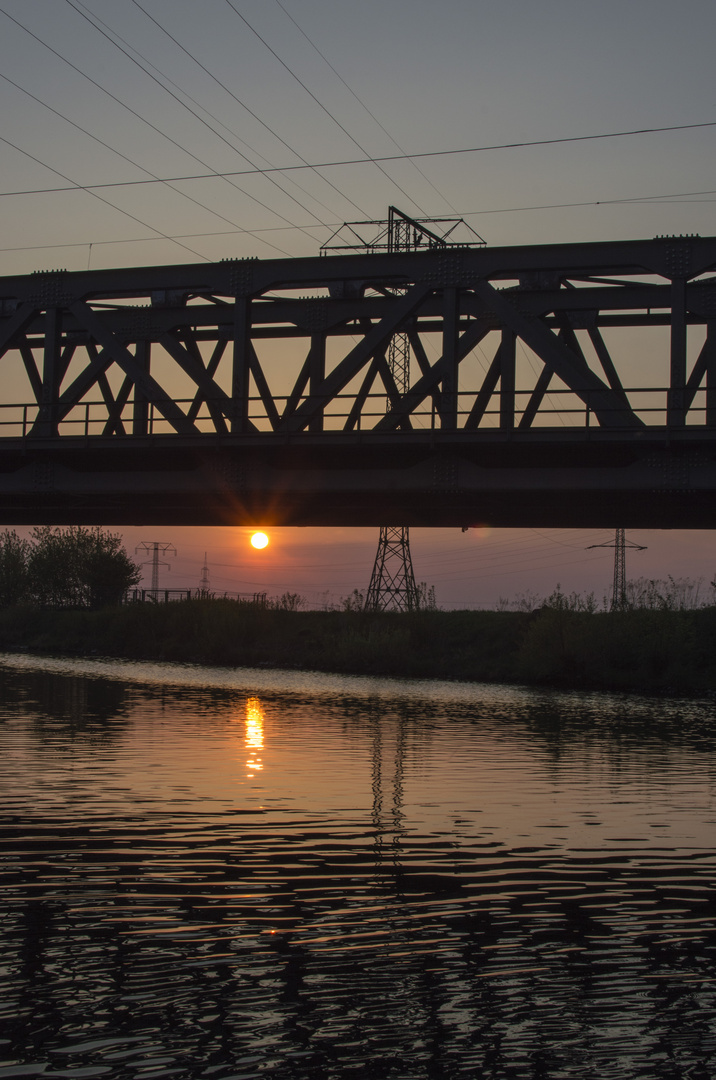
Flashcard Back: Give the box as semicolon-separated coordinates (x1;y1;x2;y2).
0;599;715;695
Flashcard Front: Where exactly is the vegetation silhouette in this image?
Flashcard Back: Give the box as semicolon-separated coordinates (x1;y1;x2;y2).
0;587;714;694
0;526;141;609
0;530;712;693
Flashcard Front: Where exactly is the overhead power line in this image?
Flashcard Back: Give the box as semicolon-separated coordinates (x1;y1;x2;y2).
2;121;713;201
61;0;328;241
0;133;211;262
272;0;458;213
0;5;306;255
0;71;294;259
121;0;364;220
0;184;712;257
223;0;429;215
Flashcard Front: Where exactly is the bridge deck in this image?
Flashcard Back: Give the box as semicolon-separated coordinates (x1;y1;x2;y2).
1;235;715;527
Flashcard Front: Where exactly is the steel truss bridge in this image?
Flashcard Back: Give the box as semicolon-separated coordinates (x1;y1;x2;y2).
1;233;716;528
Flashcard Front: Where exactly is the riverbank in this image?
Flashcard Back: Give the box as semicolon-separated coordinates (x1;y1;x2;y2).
0;599;714;695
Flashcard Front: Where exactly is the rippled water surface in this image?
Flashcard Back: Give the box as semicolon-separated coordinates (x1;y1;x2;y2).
1;653;716;1079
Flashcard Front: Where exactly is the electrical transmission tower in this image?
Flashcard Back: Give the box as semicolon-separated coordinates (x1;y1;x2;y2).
136;541;176;596
364;526;420;613
323;207;485;612
588;529;646;610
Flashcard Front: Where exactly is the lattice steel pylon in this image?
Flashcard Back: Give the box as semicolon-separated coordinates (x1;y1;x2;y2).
588;529;647;610
365;315;418;609
324;208;484;612
365;526;420;612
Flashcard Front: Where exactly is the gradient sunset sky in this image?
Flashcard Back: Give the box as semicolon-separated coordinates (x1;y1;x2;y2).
2;0;716;607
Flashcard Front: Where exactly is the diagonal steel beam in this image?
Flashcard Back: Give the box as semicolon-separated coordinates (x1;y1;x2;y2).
280;283;432;433
518;366;554;429
374;318;492;431
344;357;381;432
282;351;312;422
0;303;39;360
464;340;503;430
158;331;229;433
55;342;112;422
98;372;130;436
684;330;716;415
19;341;43;402
407;326;442;415
187;338;227;423
473;280;643;428
70;301;198;435
375;350;412;430
586;323;630;405
248;344;281;431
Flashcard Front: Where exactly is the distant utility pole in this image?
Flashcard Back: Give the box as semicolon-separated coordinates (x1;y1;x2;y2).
322;207;485;612
136;541;176;595
199;552;210;596
588;529;646;610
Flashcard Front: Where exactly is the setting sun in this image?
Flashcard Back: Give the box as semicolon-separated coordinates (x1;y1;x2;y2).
250;532;269;550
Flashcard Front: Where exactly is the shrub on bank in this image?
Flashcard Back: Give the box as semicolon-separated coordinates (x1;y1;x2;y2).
0;527;141;609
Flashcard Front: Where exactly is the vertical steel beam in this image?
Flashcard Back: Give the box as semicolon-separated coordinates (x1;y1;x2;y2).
39;306;63;437
500;327;516;430
132;339;150;436
669;277;687;427
707;323;716;427
441;288;459;430
308;331;326;433
231;298;251;434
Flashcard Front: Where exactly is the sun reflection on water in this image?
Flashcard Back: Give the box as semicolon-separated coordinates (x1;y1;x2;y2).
245;696;264;775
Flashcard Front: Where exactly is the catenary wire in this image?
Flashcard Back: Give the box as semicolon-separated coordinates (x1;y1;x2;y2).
272;0;460;215
61;0;331;242
0;134;212;262
71;0;347;223
424;548;612;582
0;184;712;257
122;0;367;221
190;546;613;594
3;155;714;206
203;529;615;575
0;71;297;259
0;7;301;256
222;0;430;217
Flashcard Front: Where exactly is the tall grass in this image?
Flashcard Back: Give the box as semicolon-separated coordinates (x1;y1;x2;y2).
0;595;714;694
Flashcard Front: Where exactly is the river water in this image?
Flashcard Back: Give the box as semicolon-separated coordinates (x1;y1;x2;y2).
1;653;715;1079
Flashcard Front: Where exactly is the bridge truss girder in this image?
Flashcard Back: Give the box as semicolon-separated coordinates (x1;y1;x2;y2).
0;235;715;527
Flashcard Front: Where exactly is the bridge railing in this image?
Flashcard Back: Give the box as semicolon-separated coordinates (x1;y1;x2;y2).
0;387;706;438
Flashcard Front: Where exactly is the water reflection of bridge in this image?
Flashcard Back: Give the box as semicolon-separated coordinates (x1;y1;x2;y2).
2;234;716;527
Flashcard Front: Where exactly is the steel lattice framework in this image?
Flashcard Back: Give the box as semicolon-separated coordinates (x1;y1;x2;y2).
364;526;420;612
0;233;716;527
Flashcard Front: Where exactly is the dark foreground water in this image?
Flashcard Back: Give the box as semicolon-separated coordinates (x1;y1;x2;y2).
1;655;716;1079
